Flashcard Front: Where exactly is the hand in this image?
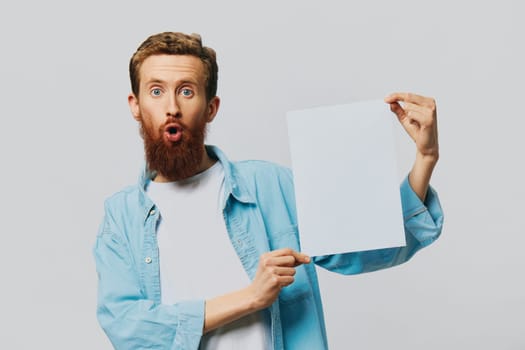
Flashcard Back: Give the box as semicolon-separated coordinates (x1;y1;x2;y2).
384;92;439;161
385;92;439;201
203;248;310;333
247;248;310;310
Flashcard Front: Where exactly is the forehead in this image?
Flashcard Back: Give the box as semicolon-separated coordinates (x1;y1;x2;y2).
139;54;206;84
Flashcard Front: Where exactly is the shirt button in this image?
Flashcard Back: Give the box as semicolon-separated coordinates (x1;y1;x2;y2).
149;209;156;215
144;257;152;264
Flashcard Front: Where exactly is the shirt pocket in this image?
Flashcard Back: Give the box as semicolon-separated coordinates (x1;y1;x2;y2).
268;225;311;304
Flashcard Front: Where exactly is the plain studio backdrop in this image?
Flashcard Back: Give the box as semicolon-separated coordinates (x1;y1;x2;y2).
1;0;523;349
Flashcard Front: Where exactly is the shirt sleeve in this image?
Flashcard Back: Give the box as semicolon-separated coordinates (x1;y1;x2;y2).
313;175;444;274
93;213;205;350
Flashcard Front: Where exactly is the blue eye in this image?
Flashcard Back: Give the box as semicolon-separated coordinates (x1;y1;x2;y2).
180;88;193;97
151;88;162;96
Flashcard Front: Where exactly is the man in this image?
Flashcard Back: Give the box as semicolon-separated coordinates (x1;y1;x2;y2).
94;32;443;349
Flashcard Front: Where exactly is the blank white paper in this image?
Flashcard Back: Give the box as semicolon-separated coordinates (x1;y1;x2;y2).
287;100;406;257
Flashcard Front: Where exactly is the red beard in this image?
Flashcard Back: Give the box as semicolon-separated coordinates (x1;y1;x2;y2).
140;117;207;181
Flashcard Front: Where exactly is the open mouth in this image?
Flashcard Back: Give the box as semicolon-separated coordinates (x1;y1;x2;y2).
164;123;183;142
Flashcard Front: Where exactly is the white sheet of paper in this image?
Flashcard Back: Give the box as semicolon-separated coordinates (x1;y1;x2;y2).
287;100;406;257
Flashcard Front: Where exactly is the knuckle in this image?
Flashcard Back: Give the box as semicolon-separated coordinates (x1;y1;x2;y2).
260;255;271;267
282;248;293;255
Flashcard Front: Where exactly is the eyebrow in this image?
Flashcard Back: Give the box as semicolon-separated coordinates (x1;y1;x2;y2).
144;78;198;86
144;78;166;86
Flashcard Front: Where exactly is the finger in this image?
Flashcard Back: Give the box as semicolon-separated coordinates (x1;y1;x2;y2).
276;275;295;287
385;92;433;108
389;101;405;121
270;248;310;264
402;102;429;114
405;102;438;126
270;248;299;256
272;266;296;276
290;250;310;265
260;253;293;268
403;101;433;117
265;274;295;289
390;104;420;137
263;255;297;267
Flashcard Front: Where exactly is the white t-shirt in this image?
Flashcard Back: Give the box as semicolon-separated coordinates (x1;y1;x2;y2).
146;162;269;349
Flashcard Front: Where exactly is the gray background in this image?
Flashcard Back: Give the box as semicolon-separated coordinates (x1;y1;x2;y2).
1;0;523;349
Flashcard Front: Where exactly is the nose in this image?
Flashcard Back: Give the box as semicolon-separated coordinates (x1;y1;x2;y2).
166;93;181;118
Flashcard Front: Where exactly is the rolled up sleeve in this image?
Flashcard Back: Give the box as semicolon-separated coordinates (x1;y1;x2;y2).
94;217;205;350
314;175;444;274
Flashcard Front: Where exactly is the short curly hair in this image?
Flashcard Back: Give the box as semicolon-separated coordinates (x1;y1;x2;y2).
129;32;218;101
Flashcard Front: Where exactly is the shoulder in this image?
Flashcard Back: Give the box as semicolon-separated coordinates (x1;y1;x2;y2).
99;184;146;235
228;159;296;206
228;160;294;193
231;159;293;182
208;145;292;182
104;184;142;210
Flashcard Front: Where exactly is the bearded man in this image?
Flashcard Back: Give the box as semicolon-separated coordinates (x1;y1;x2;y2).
94;32;443;350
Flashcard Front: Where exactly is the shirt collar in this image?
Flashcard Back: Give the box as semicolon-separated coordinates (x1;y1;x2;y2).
137;145;256;209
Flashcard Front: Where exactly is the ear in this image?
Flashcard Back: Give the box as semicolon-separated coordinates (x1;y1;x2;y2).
128;93;141;121
206;96;220;123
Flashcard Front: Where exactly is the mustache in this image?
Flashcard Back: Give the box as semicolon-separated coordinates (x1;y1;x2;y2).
159;117;188;133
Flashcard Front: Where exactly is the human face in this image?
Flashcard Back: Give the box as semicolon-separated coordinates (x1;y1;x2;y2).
128;54;220;181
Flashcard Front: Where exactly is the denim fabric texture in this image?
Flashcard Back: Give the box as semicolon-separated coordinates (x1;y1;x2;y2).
94;145;444;349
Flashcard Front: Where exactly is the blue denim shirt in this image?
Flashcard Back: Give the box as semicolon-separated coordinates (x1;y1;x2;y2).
94;145;443;349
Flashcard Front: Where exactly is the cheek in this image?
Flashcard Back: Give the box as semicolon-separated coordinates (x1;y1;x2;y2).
186;102;209;120
141;103;165;125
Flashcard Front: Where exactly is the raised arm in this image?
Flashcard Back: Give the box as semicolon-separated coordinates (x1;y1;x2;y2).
315;93;443;274
384;92;439;201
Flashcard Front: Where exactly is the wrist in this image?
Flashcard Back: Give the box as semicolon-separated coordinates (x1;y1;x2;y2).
416;150;439;166
243;285;264;313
